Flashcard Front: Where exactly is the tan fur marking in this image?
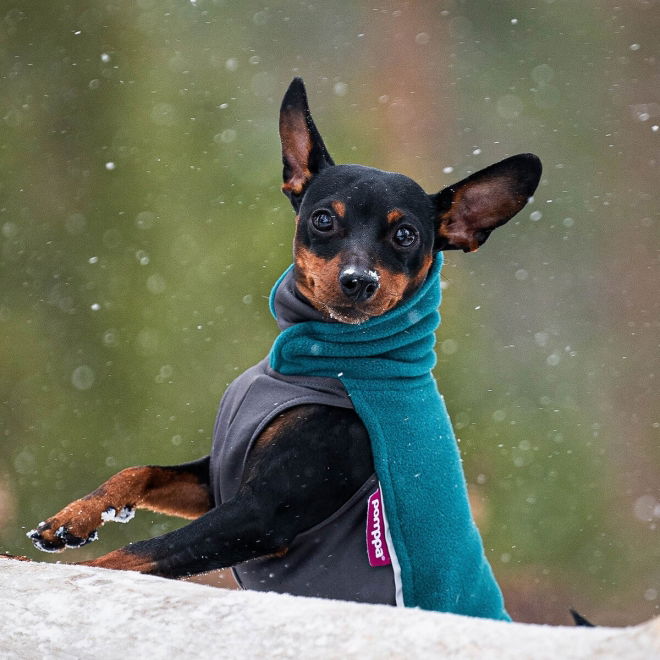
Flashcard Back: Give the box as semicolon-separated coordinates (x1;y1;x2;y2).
282;175;311;196
386;209;404;224
254;409;298;451
294;245;344;316
331;201;346;218
376;269;410;314
412;254;434;288
33;466;212;549
139;468;212;519
81;548;156;573
0;553;31;562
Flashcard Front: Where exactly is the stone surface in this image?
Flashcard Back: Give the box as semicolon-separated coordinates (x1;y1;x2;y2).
1;558;658;659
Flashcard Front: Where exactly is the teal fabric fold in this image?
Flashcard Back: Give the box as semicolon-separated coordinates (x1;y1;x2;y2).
269;255;510;620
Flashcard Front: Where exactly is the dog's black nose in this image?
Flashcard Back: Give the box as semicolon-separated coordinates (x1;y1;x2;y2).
339;268;380;302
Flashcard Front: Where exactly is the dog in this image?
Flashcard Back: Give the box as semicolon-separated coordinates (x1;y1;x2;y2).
25;78;541;613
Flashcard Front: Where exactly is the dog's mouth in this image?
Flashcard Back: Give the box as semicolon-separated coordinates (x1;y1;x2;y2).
309;295;403;325
320;303;376;325
295;276;407;325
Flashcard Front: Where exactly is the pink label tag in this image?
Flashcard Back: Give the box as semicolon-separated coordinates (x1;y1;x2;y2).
366;488;391;567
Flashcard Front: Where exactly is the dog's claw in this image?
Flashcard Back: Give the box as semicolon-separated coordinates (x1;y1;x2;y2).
56;525;99;548
27;526;65;553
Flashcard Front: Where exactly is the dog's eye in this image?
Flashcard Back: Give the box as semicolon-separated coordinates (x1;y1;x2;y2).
393;225;418;248
311;211;334;232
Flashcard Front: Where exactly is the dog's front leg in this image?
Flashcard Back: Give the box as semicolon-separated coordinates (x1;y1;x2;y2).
80;404;374;577
29;457;213;553
78;492;285;576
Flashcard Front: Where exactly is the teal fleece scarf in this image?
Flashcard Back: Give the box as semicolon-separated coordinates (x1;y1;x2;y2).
268;255;509;620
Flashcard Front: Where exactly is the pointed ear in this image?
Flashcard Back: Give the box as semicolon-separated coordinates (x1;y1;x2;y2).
431;154;542;252
279;78;334;210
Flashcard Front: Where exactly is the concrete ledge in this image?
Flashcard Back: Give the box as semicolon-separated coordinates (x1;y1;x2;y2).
1;559;658;659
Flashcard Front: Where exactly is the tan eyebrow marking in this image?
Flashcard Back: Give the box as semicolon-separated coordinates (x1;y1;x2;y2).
331;200;346;217
386;209;405;224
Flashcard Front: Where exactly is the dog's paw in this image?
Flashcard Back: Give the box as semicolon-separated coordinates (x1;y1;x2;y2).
28;504;135;553
28;521;99;553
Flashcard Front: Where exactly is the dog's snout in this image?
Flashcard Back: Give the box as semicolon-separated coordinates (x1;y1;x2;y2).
339;268;380;302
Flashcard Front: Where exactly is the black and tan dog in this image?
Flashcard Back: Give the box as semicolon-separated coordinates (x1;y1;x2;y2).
23;79;541;604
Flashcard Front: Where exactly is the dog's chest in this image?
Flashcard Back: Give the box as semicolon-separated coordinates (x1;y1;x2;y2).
209;357;352;504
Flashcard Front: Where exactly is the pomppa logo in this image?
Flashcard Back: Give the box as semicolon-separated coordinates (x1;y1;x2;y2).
366;488;391;567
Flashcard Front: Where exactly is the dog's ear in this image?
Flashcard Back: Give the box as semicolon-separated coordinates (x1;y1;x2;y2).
431;154;542;252
279;78;334;210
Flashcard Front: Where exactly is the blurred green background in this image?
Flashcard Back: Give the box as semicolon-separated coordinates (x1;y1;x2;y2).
1;0;657;626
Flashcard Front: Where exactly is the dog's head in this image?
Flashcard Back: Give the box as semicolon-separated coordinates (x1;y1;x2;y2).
280;78;541;324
